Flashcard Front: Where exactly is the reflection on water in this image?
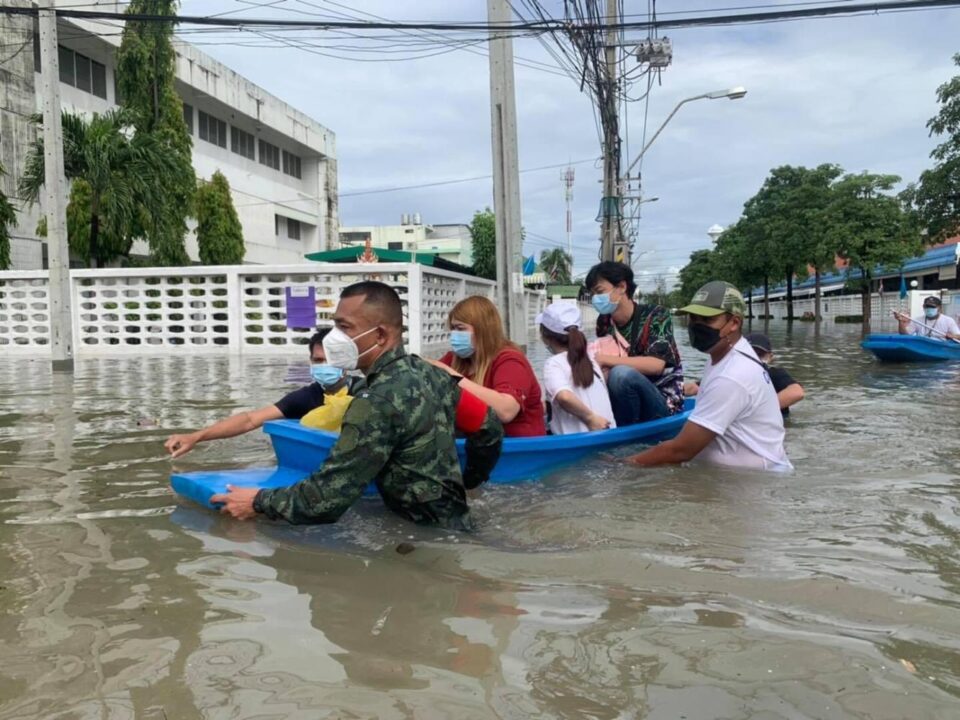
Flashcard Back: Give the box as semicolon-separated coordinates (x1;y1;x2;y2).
2;321;960;718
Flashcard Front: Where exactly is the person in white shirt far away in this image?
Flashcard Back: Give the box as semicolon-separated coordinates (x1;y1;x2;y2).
537;302;617;435
894;296;960;340
624;281;792;472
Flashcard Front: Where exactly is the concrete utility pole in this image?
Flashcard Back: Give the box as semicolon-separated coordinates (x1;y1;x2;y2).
600;0;621;265
487;0;526;346
39;1;74;370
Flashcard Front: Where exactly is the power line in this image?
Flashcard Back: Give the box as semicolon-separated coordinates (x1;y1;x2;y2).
2;0;958;32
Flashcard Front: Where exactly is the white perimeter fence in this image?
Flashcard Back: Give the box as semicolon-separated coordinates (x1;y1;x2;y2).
753;289;960;330
0;263;547;359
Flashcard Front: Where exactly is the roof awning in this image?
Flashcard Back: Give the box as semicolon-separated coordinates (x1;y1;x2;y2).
305;247;475;275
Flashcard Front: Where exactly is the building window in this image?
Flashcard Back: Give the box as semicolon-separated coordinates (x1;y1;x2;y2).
287;219;301;240
275;215;280;236
58;46;74;85
282;150;302;179
198;110;227;149
259;139;280;171
33;28;41;72
56;46;107;99
231;126;255;160
91;61;106;99
75;53;91;92
388;242;403;250
182;103;193;135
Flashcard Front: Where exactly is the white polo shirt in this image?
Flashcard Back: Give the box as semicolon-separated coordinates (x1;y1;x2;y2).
908;313;960;339
688;337;792;472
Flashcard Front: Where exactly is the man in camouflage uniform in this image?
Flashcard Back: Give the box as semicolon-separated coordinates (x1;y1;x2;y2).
212;281;504;530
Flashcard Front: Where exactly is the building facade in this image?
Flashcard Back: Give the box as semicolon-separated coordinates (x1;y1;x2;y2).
0;0;337;269
340;215;473;267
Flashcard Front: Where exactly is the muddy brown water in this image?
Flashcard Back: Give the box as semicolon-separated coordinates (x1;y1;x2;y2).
1;321;959;719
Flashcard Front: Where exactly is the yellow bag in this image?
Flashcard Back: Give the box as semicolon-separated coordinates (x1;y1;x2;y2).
299;386;354;432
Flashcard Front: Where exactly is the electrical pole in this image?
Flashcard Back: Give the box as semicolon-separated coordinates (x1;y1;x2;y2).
39;1;74;370
562;166;575;263
600;0;622;265
487;0;526;346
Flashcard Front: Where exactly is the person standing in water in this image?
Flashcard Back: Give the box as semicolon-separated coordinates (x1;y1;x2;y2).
625;281;791;472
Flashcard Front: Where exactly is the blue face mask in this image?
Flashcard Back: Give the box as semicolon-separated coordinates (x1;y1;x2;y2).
311;363;344;387
449;330;475;358
925;307;939;319
591;292;619;315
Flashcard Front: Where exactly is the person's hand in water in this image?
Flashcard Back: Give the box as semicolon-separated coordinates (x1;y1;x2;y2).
165;432;199;458
210;485;259;520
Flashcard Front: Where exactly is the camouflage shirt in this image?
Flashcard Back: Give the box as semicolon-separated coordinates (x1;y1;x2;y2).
253;346;503;530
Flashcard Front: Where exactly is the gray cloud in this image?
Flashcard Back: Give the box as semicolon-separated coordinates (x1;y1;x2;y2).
180;1;959;288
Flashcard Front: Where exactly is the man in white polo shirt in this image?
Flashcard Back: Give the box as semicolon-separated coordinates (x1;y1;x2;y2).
625;281;792;472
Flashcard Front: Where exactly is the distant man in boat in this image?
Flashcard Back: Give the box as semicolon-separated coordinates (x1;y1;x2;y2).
894;296;960;340
163;328;355;458
212;281;504;530
624;281;792;472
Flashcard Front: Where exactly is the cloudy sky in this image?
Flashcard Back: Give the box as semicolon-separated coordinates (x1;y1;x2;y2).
177;1;959;289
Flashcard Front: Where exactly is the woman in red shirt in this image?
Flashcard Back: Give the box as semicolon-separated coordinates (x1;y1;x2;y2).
431;296;545;437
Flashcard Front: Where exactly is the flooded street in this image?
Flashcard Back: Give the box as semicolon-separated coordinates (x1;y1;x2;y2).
2;320;960;719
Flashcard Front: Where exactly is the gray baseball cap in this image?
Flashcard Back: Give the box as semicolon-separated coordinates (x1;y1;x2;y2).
680;281;747;318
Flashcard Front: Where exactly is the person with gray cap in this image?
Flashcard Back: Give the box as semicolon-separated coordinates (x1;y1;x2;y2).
894;296;960;340
538;302;616;435
625;281;791;471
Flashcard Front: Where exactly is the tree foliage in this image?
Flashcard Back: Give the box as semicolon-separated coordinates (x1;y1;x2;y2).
469;207;496;280
676;249;719;305
116;0;195;266
539;247;573;284
828;172;921;292
0;162;16;270
19;110;177;267
195;171;245;265
909;53;960;242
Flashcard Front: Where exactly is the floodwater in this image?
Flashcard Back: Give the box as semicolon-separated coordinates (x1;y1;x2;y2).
2;320;960;719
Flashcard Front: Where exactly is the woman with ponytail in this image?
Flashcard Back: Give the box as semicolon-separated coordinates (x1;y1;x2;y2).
537;303;616;435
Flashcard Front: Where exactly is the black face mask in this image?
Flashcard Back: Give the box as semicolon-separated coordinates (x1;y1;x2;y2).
688;318;729;353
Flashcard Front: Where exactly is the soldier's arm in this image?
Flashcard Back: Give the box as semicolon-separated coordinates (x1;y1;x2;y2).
456;389;504;490
254;395;398;524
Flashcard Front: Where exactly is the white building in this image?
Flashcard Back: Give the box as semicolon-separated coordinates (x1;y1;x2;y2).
340;215;473;267
0;0;337;269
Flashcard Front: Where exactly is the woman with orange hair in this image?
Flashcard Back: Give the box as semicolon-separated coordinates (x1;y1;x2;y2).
430;295;546;437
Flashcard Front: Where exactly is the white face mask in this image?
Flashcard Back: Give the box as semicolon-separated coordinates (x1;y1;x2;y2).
322;326;379;370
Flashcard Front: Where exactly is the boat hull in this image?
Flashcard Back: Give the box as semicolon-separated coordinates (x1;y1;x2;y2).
861;334;960;362
171;400;693;509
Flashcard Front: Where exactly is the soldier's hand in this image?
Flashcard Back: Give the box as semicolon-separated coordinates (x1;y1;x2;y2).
210;485;259;520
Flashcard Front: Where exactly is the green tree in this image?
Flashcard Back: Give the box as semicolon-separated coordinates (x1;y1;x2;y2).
0;161;16;270
195;171;245;265
539;247;573;284
712;219;779;319
469;207;496;280
827;172;922;325
677;249;718;306
19;110;176;267
909;53;960;242
116;0;195;266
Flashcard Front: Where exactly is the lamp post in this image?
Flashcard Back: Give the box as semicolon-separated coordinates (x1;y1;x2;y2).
613;87;746;266
622;86;747;180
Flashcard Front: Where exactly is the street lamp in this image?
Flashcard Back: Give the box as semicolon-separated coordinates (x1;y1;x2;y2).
623;86;747;178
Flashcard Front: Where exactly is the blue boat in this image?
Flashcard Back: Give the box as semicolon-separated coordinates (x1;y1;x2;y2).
170;399;694;509
861;334;960;362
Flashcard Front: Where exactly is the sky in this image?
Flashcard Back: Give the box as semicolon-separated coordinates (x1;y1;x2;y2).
174;1;960;290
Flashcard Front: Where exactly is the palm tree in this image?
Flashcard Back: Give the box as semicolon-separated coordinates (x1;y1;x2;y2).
19;109;176;267
539;247;573;284
0;161;16;270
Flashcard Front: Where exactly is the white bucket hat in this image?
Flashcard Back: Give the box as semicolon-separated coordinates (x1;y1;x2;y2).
535;302;583;335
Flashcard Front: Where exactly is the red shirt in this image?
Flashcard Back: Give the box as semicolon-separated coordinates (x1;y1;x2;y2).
440;348;546;437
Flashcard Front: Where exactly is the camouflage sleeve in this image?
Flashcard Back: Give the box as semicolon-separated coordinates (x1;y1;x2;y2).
254;394;398;524
460;398;504;490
